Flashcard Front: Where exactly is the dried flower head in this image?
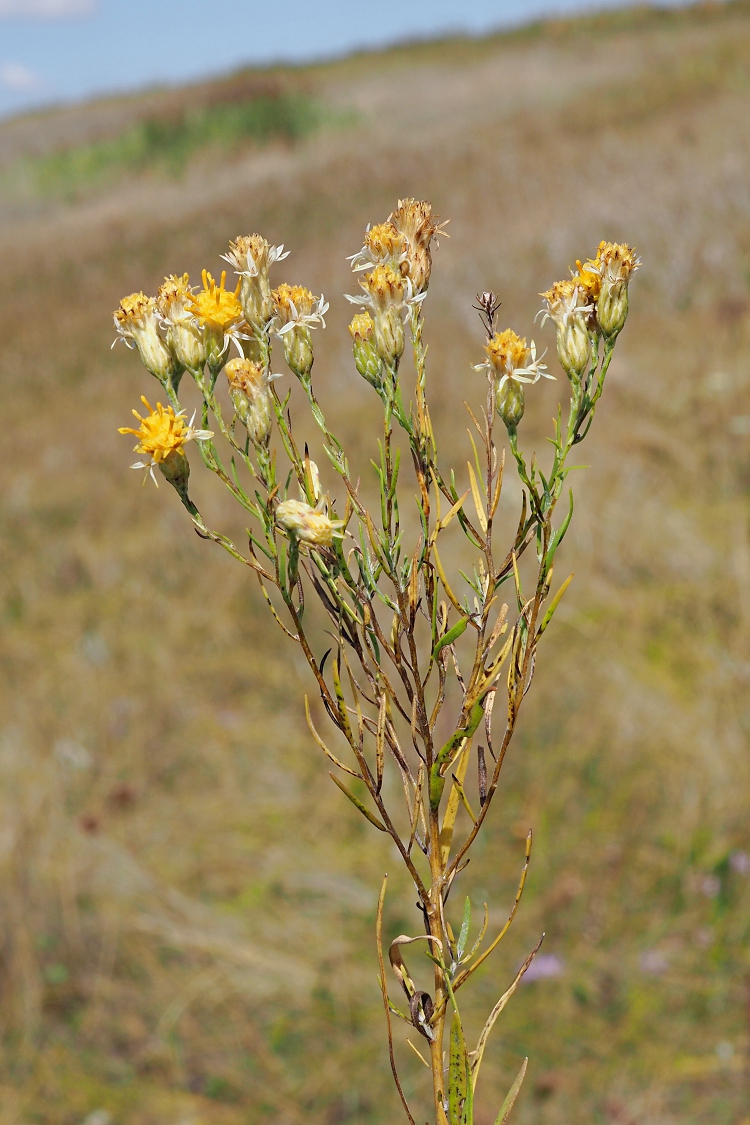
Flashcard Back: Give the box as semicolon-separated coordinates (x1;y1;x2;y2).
388;198;448;293
275;498;345;548
157;273;206;373
113;292;175;383
118;396;213;488
477;328;550;389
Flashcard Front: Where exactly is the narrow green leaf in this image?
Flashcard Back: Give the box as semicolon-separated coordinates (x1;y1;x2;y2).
448;1009;468;1125
433;615;470;658
494;1058;528;1125
328;772;387;832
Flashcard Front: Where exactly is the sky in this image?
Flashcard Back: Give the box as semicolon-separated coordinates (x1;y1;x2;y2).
0;0;694;122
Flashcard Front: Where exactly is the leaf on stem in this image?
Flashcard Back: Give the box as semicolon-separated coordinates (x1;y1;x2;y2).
536;572;574;638
493;1058;528;1125
305;697;361;779
471;934;543;1092
329;772;387;831
376;876;417;1125
433;614;471;659
439;740;472;865
467;461;488;535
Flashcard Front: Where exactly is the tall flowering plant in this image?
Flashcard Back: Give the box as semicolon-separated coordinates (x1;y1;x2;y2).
115;201;638;1125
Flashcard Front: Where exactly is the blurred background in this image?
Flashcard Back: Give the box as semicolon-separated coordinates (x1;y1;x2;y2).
1;1;750;1122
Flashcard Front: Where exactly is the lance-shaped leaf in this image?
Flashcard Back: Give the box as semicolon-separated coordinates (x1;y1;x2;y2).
536;572;574;639
328;773;387;832
389;934;443;1001
493;1058;528;1125
471;935;543;1092
449;1008;469;1125
433;614;470;659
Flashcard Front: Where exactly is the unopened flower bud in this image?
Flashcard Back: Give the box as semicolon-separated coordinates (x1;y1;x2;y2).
114;293;176;385
275;499;344;548
497;378;525;431
224;358;272;447
540;279;592;380
349;313;382;388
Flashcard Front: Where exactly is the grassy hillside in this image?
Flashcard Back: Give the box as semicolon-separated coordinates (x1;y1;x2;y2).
1;3;750;1123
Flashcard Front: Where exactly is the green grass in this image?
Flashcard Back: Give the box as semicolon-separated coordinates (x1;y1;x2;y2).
8;91;323;201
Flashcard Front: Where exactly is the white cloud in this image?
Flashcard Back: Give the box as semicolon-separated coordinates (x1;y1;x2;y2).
0;62;40;91
0;0;96;17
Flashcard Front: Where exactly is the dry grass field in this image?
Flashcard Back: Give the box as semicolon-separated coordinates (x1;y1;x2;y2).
1;3;750;1122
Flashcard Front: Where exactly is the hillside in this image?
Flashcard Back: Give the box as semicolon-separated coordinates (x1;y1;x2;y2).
1;4;750;1123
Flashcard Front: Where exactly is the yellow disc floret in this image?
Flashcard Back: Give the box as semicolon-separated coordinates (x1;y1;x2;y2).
364;222;406;262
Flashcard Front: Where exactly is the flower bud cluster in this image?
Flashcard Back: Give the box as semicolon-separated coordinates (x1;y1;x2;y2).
541;240;640;378
224;358;272;447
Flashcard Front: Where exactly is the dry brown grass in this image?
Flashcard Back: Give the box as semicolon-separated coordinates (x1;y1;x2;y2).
2;4;750;1122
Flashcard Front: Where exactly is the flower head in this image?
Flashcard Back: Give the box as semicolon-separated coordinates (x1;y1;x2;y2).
113;292;175;383
188;270;244;332
118;396;213;487
275;498;345;548
348;221;408;274
272;283;329;334
583;241;641;338
157;273;206;372
223;234;289;326
271;283;329;378
224;357;272;446
540;279;593;378
477;328;551;389
387;198;448;293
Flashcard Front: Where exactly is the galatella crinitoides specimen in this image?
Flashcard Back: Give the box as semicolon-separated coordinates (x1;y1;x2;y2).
115;202;639;1125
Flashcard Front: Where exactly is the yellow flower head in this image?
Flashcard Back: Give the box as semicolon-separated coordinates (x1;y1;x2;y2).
119;397;191;464
479;328;550;389
573;257;602;303
272;283;317;322
224;357;265;396
361;264;408;312
364;222;407;262
485;329;530;375
348;312;375;342
188;270;244;331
